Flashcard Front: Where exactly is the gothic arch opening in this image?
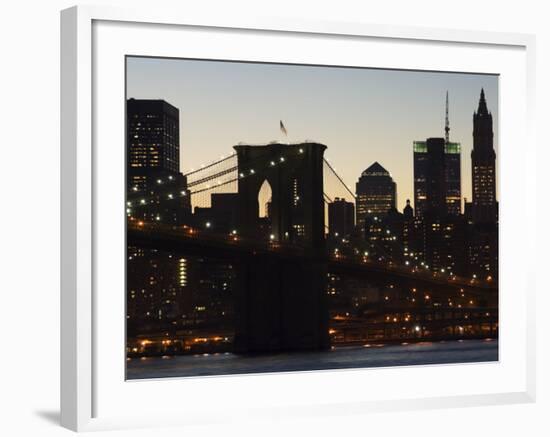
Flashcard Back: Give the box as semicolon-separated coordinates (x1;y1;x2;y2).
257;179;272;218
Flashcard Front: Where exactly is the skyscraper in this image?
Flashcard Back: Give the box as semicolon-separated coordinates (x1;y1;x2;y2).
466;89;498;279
126;98;191;224
127;98;180;181
126;99;193;343
444;141;462;216
355;162;396;229
471;89;497;223
413;95;461;217
413;140;462;217
413;138;467;274
414;138;448;217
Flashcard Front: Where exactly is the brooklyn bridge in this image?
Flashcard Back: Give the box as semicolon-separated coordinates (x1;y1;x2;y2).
126;142;498;355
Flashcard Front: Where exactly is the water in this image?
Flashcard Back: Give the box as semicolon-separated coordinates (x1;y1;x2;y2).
126;339;498;379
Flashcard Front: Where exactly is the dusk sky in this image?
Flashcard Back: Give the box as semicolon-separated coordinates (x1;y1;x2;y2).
126;57;498;211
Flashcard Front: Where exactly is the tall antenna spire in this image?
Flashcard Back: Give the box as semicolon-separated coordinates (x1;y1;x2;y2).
445;91;450;144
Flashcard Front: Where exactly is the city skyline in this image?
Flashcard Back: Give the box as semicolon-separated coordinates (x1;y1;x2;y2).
125;60;499;377
126;56;499;211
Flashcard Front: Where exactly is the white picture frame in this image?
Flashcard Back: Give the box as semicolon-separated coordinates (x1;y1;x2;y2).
60;5;536;432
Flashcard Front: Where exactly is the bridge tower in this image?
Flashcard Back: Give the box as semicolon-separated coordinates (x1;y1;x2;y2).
232;142;329;353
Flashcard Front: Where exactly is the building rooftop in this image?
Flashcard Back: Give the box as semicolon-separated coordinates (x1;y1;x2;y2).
361;162;390;177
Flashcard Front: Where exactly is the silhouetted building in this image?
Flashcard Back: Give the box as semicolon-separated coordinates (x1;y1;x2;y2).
193;193;239;233
424;215;468;275
328;197;355;237
444;141;462;215
403;199;414;219
471;89;497;223
355;162;396;229
413;139;461;217
127;98;191;224
185;258;236;328
363;210;404;265
126;248;187;333
414;93;462;217
464;89;499;279
467;223;498;279
402;199;420;262
126;100;193;341
414;138;447;217
412;138;468;274
127;99;179;181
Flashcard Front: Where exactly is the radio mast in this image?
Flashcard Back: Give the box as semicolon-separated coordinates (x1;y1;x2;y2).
445;91;450;144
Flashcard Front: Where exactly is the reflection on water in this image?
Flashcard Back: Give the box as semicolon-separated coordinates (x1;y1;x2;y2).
127;338;498;380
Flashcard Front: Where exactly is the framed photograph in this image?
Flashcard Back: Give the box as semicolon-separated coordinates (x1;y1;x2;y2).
61;5;536;431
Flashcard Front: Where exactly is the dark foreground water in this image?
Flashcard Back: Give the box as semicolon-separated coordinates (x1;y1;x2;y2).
126;339;498;380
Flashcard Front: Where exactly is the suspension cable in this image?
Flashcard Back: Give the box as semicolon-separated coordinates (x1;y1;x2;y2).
323;158;356;200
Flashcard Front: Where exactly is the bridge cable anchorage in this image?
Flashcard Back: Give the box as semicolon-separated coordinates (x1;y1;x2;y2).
323;158;356;200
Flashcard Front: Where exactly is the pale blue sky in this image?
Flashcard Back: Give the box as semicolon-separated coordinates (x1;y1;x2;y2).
127;57;498;211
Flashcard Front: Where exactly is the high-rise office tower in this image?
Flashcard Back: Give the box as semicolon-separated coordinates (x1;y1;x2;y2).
422;138;447;217
471;89;497;223
355;162;396;229
413;94;461;217
413;138;467;274
126;98;191;224
127;98;179;182
414;140;462;217
126;99;192;344
444;141;462;216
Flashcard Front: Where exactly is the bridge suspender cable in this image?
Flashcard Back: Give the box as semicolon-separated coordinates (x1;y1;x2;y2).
182;153;237;178
323;158;356;200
